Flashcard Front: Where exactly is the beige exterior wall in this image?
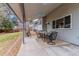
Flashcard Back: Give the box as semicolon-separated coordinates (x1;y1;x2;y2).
46;4;79;45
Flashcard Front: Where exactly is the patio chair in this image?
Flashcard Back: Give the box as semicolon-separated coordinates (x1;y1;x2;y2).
46;31;58;45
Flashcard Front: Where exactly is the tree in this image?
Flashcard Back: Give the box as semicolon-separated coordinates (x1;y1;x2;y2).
1;17;14;32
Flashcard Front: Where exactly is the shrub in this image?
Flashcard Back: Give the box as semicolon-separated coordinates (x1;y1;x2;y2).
1;17;14;33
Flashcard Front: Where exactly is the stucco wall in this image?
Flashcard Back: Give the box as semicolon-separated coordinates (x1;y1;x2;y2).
46;4;79;45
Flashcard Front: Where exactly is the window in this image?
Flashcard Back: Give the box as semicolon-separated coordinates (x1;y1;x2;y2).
64;15;71;28
56;18;64;28
52;15;71;29
52;20;55;29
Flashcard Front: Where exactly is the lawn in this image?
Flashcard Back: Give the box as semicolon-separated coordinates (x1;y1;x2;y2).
0;32;21;55
0;32;20;42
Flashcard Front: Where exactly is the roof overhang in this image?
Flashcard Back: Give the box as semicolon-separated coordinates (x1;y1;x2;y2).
8;3;62;21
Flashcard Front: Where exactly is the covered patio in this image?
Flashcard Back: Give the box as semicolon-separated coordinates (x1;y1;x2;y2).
7;3;79;56
17;34;79;56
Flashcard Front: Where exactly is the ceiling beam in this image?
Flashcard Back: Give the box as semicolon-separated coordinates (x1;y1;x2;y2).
6;3;22;22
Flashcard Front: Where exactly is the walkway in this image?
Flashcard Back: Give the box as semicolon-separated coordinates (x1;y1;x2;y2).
17;36;79;56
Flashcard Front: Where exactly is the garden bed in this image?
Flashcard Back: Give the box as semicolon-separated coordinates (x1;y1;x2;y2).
0;32;21;56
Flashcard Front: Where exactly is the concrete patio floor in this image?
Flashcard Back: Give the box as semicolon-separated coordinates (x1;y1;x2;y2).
17;36;79;56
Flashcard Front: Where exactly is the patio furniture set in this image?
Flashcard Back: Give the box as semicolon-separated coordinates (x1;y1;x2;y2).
36;31;58;45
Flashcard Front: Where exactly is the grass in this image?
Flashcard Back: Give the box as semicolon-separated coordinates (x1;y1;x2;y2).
0;32;21;42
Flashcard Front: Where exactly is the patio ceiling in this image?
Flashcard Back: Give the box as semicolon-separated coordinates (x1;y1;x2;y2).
8;3;62;21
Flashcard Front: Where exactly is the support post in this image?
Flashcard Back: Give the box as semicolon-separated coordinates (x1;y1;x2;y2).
23;20;25;44
20;4;30;44
20;3;26;44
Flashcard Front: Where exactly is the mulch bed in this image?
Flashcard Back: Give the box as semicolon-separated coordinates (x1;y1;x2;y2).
0;35;21;56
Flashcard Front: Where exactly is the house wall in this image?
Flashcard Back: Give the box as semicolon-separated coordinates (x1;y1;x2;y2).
46;4;79;45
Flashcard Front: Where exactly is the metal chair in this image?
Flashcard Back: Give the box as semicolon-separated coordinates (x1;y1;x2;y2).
46;31;58;45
